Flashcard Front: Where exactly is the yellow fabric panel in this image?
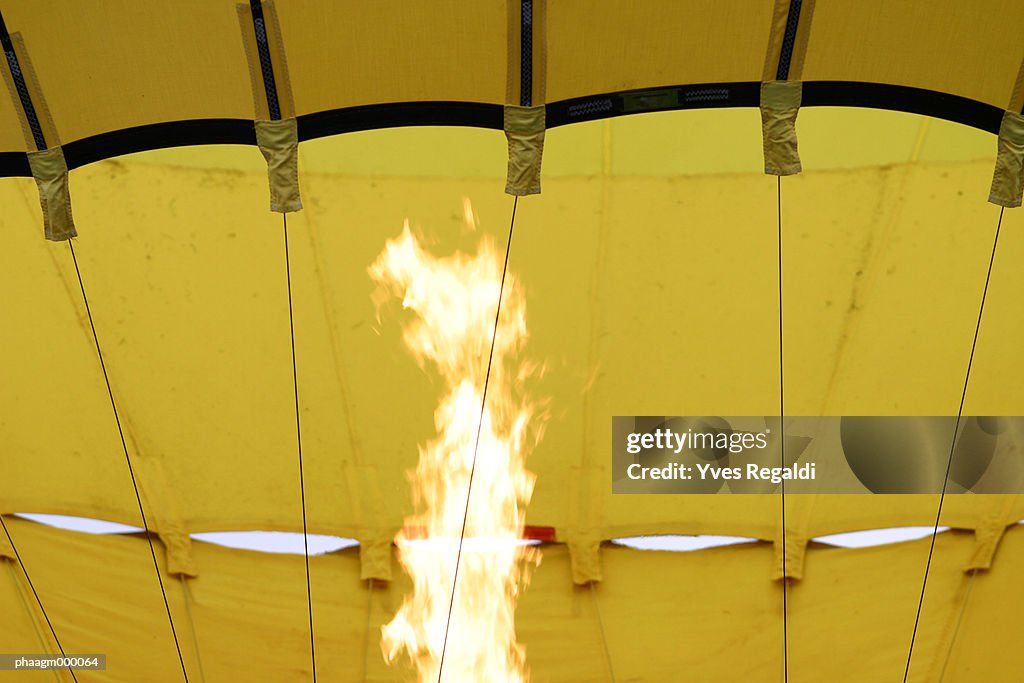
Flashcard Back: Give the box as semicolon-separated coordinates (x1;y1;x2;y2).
546;0;773;102
790;530;983;682
781;164;1018;416
295;127;511;178
277;0;506;114
0;177;155;528
2;115;1024;543
0;561;66;682
0;0;254;149
937;528;1024;680
0;1;1022;159
804;0;1024;109
2;516;1023;681
964;218;1024;416
803;109;992;169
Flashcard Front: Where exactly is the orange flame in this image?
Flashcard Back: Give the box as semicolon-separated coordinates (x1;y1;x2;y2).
370;217;540;682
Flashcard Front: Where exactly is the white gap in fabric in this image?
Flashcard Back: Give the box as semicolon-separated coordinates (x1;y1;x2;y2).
814;527;951;548
14;512;144;534
611;535;758;552
12;514;358;555
191;531;358;555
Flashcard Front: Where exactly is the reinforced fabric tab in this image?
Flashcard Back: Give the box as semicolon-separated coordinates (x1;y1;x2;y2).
255;118;302;213
760;80;802;176
989;111;1024;208
773;528;807;581
359;535;393;582
504;105;545;196
966;522;1011;572
27;146;75;241
568;536;602;584
567;465;604;584
964;496;1020;572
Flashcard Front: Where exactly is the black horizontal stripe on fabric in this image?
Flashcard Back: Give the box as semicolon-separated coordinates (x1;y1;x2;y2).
546;81;1003;132
0;151;30;176
63;119;258;170
298;101;503;139
0;83;1005;178
802;81;1003;133
546;82;761;127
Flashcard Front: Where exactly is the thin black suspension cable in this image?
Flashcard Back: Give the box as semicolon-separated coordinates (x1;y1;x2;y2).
777;176;789;683
902;207;1003;683
436;195;519;683
282;213;318;681
67;239;189;682
0;516;78;683
590;581;617;683
937;571;978;682
362;579;375;683
179;577;207;683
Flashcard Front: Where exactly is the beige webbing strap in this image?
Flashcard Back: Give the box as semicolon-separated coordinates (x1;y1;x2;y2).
762;0;815;85
238;0;302;213
27;147;75;241
504;105;545;196
760;0;815;176
504;0;546;196
761;81;803;176
989;111;1024;207
1;32;75;240
1007;57;1024;120
989;58;1024;208
255;118;302;213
